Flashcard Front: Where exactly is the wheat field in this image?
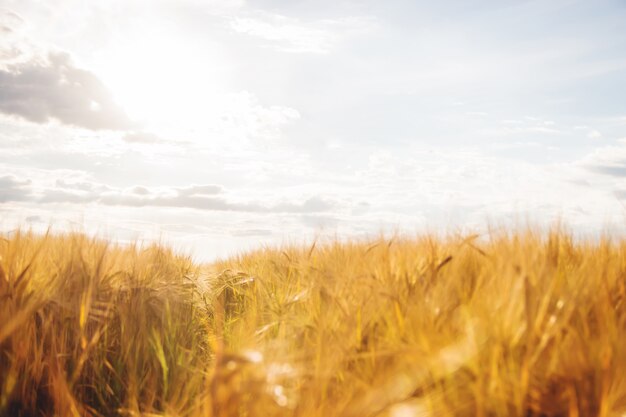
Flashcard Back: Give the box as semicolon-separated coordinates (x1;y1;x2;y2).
1;228;626;416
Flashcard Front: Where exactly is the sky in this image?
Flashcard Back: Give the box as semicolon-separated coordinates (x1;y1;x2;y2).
1;0;626;261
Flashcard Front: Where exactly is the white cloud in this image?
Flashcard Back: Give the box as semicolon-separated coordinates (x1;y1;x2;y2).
203;91;301;143
230;12;377;53
0;9;31;64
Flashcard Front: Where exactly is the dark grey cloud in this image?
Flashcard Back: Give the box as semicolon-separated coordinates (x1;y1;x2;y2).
0;175;32;202
0;52;134;130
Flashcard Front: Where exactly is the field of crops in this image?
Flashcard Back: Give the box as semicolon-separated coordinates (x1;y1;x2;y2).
2;229;626;416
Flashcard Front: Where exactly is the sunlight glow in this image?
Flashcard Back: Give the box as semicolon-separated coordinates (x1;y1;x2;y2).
94;30;228;131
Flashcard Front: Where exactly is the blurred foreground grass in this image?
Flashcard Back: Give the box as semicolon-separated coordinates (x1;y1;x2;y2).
2;229;626;416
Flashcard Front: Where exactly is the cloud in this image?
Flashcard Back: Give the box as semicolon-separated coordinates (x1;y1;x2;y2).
120;131;193;149
589;164;626;177
40;189;94;204
0;52;134;130
580;144;626;178
211;91;301;142
55;178;111;192
99;190;334;214
131;186;150;195
230;228;273;237
0;9;24;34
230;12;377;53
4;176;334;214
300;214;339;229
177;184;223;196
99;192;268;212
122;132;164;144
0;175;32;202
273;196;335;213
0;9;32;64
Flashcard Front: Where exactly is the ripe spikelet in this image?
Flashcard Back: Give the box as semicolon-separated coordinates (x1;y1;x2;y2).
2;227;626;416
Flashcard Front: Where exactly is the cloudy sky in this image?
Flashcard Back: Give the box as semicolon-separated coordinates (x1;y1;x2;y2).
1;0;626;260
